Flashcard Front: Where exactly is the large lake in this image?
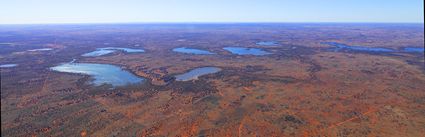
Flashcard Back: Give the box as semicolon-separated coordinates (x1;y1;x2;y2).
223;47;272;55
82;47;145;57
51;63;144;86
172;47;215;55
175;67;221;81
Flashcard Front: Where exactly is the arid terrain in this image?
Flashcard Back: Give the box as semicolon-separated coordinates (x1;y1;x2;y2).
1;23;424;137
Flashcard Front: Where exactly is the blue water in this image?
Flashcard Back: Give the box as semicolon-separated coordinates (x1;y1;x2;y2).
175;67;221;81
403;47;424;53
172;47;215;55
0;64;18;68
82;49;116;57
102;47;145;53
324;42;394;52
27;48;53;52
51;63;144;86
256;41;278;46
223;47;272;55
324;42;425;53
82;47;145;57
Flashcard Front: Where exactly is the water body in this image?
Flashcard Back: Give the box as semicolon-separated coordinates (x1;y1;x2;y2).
82;47;145;57
256;41;279;46
175;67;221;81
27;48;53;52
403;47;424;53
0;43;15;46
323;42;394;52
172;47;215;55
0;64;18;68
51;63;144;86
102;47;145;53
82;49;116;57
223;47;272;55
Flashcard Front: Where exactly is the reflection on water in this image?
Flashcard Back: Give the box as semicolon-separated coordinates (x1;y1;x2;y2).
256;41;278;46
175;67;221;81
173;47;215;55
223;47;272;55
82;47;145;57
51;63;144;86
28;48;53;52
82;49;116;57
0;64;18;68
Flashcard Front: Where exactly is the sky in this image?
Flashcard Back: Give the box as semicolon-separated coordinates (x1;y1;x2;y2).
0;0;423;24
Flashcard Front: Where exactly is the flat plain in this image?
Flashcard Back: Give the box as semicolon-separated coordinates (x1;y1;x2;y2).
1;23;424;137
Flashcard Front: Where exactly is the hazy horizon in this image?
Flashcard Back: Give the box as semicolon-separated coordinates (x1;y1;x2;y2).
1;0;423;24
1;22;424;25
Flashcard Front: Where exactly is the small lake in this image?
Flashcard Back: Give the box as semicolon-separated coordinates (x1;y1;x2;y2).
51;63;144;86
324;42;425;53
223;47;272;55
82;47;145;57
27;48;53;52
403;47;424;53
0;64;18;68
172;47;215;55
323;42;394;52
175;67;221;81
256;41;279;46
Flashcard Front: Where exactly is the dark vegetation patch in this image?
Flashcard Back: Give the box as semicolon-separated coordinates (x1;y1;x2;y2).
405;59;425;73
182;58;205;62
337;127;372;137
194;95;220;105
361;69;375;75
282;115;304;124
243;65;270;73
219;67;298;88
214;107;246;126
272;45;319;59
169;79;218;95
256;103;275;112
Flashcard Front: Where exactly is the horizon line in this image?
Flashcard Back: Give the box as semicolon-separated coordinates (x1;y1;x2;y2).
0;21;424;25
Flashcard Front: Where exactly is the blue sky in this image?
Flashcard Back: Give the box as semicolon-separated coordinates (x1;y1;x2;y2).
0;0;423;24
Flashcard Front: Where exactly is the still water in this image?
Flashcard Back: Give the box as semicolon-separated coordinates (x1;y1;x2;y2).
256;41;279;46
173;47;215;55
51;63;144;86
175;67;221;81
403;47;424;53
323;42;394;52
28;48;53;52
82;47;145;57
223;47;272;55
0;64;18;68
